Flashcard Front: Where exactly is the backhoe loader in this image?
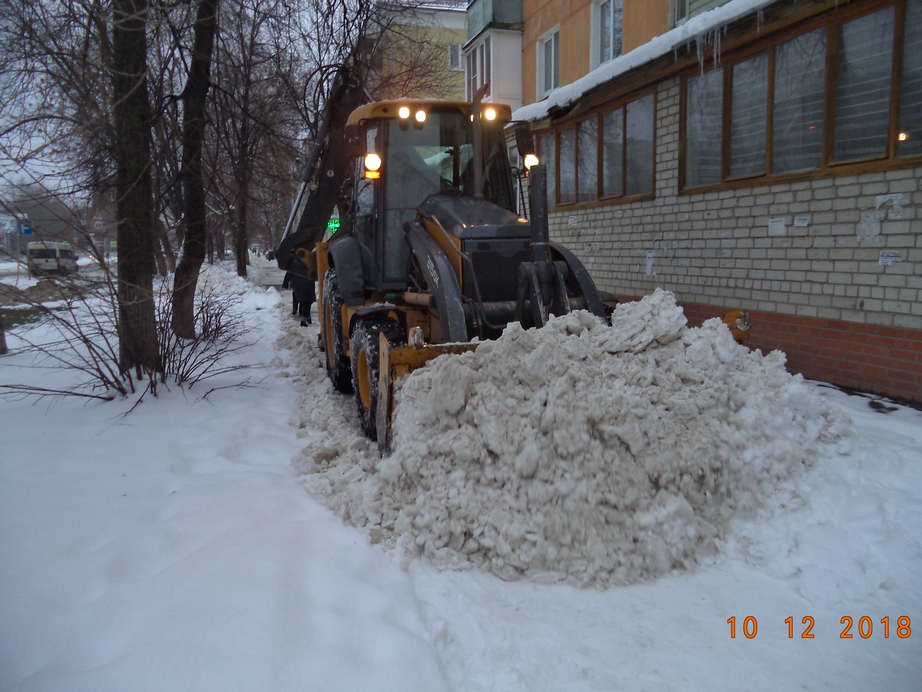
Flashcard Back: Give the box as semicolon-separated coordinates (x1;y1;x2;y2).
277;76;612;450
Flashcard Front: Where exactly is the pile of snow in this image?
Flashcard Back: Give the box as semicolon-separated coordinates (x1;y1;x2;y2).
188;262;255;297
294;289;851;587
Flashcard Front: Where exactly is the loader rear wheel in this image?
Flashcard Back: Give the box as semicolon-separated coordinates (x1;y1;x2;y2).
351;318;402;441
322;270;352;393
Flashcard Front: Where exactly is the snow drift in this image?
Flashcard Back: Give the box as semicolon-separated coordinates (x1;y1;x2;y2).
292;289;850;587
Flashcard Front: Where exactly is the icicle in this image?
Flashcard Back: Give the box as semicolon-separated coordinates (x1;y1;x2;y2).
757;8;764;33
714;27;722;68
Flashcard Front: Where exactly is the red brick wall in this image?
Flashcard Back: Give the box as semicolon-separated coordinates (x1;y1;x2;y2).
620;296;922;404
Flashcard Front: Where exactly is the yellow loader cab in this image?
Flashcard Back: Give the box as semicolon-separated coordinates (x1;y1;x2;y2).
27;241;78;277
279;94;611;449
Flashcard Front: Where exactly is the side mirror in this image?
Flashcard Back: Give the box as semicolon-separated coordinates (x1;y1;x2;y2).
513;123;535;157
344;123;366;158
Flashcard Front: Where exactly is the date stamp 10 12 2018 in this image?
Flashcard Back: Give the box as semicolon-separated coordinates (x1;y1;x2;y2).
727;615;912;640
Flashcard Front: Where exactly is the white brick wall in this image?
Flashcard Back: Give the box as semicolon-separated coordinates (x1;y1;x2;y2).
548;78;922;330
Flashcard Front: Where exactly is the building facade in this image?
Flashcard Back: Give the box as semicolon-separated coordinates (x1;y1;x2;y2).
488;0;922;403
463;0;525;109
371;1;468;101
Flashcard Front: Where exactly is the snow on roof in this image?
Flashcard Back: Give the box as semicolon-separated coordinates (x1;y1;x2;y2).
419;0;467;9
513;0;780;123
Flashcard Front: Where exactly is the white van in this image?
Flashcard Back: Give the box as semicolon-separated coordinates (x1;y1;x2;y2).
26;241;78;277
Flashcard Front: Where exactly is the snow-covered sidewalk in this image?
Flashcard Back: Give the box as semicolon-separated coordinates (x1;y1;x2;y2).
1;262;920;691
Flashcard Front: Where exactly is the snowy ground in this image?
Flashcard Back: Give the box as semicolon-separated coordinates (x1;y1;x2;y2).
1;258;920;691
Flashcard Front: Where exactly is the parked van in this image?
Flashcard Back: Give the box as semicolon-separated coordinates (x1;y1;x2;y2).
26;241;78;277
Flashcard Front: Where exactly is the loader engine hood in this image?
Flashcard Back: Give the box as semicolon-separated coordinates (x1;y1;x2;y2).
417;192;531;240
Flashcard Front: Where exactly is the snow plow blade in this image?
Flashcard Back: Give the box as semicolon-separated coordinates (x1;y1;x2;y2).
376;335;477;453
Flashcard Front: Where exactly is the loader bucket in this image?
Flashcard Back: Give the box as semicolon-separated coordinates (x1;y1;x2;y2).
376;334;478;452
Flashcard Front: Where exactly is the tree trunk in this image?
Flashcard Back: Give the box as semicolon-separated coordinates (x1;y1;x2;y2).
153;235;167;277
206;228;214;264
234;193;248;276
234;137;249;277
112;0;161;375
158;220;177;273
172;0;218;338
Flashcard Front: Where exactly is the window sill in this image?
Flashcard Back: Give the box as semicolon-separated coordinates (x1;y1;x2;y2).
549;191;656;212
680;154;922;195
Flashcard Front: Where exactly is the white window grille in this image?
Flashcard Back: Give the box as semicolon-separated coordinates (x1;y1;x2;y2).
449;44;463;72
537;29;560;97
598;0;623;64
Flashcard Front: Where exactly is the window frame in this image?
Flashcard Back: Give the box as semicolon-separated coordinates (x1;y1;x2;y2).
449;43;463;72
594;0;624;69
679;0;921;193
465;36;492;100
537;27;561;98
674;0;689;26
536;88;657;209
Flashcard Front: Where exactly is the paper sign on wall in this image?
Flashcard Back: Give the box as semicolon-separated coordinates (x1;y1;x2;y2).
879;251;903;266
876;193;904;219
768;218;786;236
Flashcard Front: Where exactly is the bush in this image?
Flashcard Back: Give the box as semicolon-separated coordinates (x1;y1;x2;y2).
0;266;251;401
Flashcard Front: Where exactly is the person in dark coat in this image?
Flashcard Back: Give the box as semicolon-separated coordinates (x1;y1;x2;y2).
282;251;316;326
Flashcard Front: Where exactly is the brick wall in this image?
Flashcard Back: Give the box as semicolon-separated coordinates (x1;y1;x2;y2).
548;77;922;403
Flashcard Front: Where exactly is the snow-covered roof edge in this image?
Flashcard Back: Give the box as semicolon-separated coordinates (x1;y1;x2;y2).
513;0;779;123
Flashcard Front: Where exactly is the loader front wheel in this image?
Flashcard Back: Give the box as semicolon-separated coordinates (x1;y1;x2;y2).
322;270;352;393
351;318;401;440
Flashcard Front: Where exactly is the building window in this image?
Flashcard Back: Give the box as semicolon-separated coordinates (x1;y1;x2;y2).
602;110;623;197
900;0;922;156
537;28;560;97
685;1;728;23
538;91;655;206
685;67;723;187
598;0;623;65
559;127;576;204
675;0;688;25
449;44;463;72
483;38;491;95
773;29;825;174
833;7;895;162
677;0;730;25
625;94;655;196
682;0;922;190
730;54;768;178
465;37;492;100
578;117;599;202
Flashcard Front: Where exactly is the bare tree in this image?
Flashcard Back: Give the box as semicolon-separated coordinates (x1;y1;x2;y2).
1;0;459;362
171;0;219;339
111;0;161;374
205;0;303;276
364;4;461;100
0;0;116;198
0;0;165;373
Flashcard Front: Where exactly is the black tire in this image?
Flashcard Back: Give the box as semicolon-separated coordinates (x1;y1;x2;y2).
350;317;402;440
321;270;352;393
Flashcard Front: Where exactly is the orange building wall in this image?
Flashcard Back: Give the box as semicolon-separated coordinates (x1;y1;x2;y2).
522;0;672;104
622;0;670;53
522;0;594;105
